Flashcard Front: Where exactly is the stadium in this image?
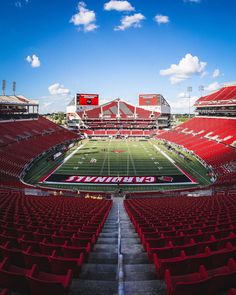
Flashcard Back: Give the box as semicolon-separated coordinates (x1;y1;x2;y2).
1;0;236;294
0;84;236;295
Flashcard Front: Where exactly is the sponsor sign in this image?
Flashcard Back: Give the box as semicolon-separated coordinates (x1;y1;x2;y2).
77;94;99;106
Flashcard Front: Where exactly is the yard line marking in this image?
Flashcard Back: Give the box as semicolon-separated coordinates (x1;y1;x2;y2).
127;147;129;176
100;139;111;175
108;139;112;175
126;139;137;175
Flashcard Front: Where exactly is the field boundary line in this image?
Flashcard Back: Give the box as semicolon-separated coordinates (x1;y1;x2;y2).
108;139;111;175
41;142;86;182
153;143;209;184
152;144;198;183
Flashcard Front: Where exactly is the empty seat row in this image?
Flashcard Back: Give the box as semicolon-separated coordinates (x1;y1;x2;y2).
125;195;236;294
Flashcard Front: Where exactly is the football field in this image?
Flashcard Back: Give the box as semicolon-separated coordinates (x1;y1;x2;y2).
41;139;201;186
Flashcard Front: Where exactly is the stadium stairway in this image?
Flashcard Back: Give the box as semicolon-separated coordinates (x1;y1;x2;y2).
120;198;166;295
69;198;166;295
69;200;119;295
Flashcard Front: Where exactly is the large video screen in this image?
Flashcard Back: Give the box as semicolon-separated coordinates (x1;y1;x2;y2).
139;94;160;106
77;94;99;106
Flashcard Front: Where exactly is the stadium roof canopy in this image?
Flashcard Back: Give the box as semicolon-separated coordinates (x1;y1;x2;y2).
195;86;236;107
77;98;160;120
0;95;38;106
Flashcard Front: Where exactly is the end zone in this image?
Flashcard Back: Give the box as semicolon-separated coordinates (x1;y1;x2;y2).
41;173;197;186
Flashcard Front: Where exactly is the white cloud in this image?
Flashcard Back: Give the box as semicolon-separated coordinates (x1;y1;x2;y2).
171;95;198;114
70;2;98;32
114;13;145;31
48;83;70;96
15;0;29;8
201;71;208;78
212;68;221;78
39;84;72;113
104;0;134;12
26;54;41;68
178;92;187;98
160;53;207;84
205;81;221;92
100;98;110;105
184;0;201;3
40;96;71;114
15;1;22;7
154;15;169;24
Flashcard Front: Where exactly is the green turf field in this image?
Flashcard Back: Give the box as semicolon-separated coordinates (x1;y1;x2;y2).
32;139;212;191
55;139;182;177
24;138;212;192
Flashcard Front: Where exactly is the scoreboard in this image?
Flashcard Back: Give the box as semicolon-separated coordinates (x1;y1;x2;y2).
139;94;161;106
77;94;99;106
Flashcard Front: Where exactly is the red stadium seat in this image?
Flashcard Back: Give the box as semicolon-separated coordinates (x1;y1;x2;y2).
23;246;51;272
0;257;29;293
49;250;84;276
26;264;72;295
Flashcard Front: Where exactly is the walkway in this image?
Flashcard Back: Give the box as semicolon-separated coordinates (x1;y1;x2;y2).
70;198;166;295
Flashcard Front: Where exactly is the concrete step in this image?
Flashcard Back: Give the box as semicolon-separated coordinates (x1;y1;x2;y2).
93;244;118;253
101;230;117;235
96;237;117;244
123;253;150;264
124;280;166;295
120;229;138;234
121;243;144;254
88;252;118;264
69;199;167;295
103;223;117;227
79;263;117;281
99;232;118;238
70;279;118;295
124;264;156;273
121;233;139;238
121;237;140;244
124;271;157;281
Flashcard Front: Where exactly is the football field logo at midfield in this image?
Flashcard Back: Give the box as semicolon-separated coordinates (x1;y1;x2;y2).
112;150;127;153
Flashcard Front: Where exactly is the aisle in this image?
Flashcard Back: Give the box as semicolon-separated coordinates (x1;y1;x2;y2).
70;198;166;295
118;198;166;295
70;201;118;295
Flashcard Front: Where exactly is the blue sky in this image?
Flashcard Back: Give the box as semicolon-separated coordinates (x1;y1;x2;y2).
1;0;236;113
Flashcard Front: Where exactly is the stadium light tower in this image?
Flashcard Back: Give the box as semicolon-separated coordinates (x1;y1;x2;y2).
13;81;16;96
187;86;192;117
2;80;6;96
199;85;204;97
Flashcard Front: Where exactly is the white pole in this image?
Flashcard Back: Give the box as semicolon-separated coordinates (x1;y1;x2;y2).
187;87;192;118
